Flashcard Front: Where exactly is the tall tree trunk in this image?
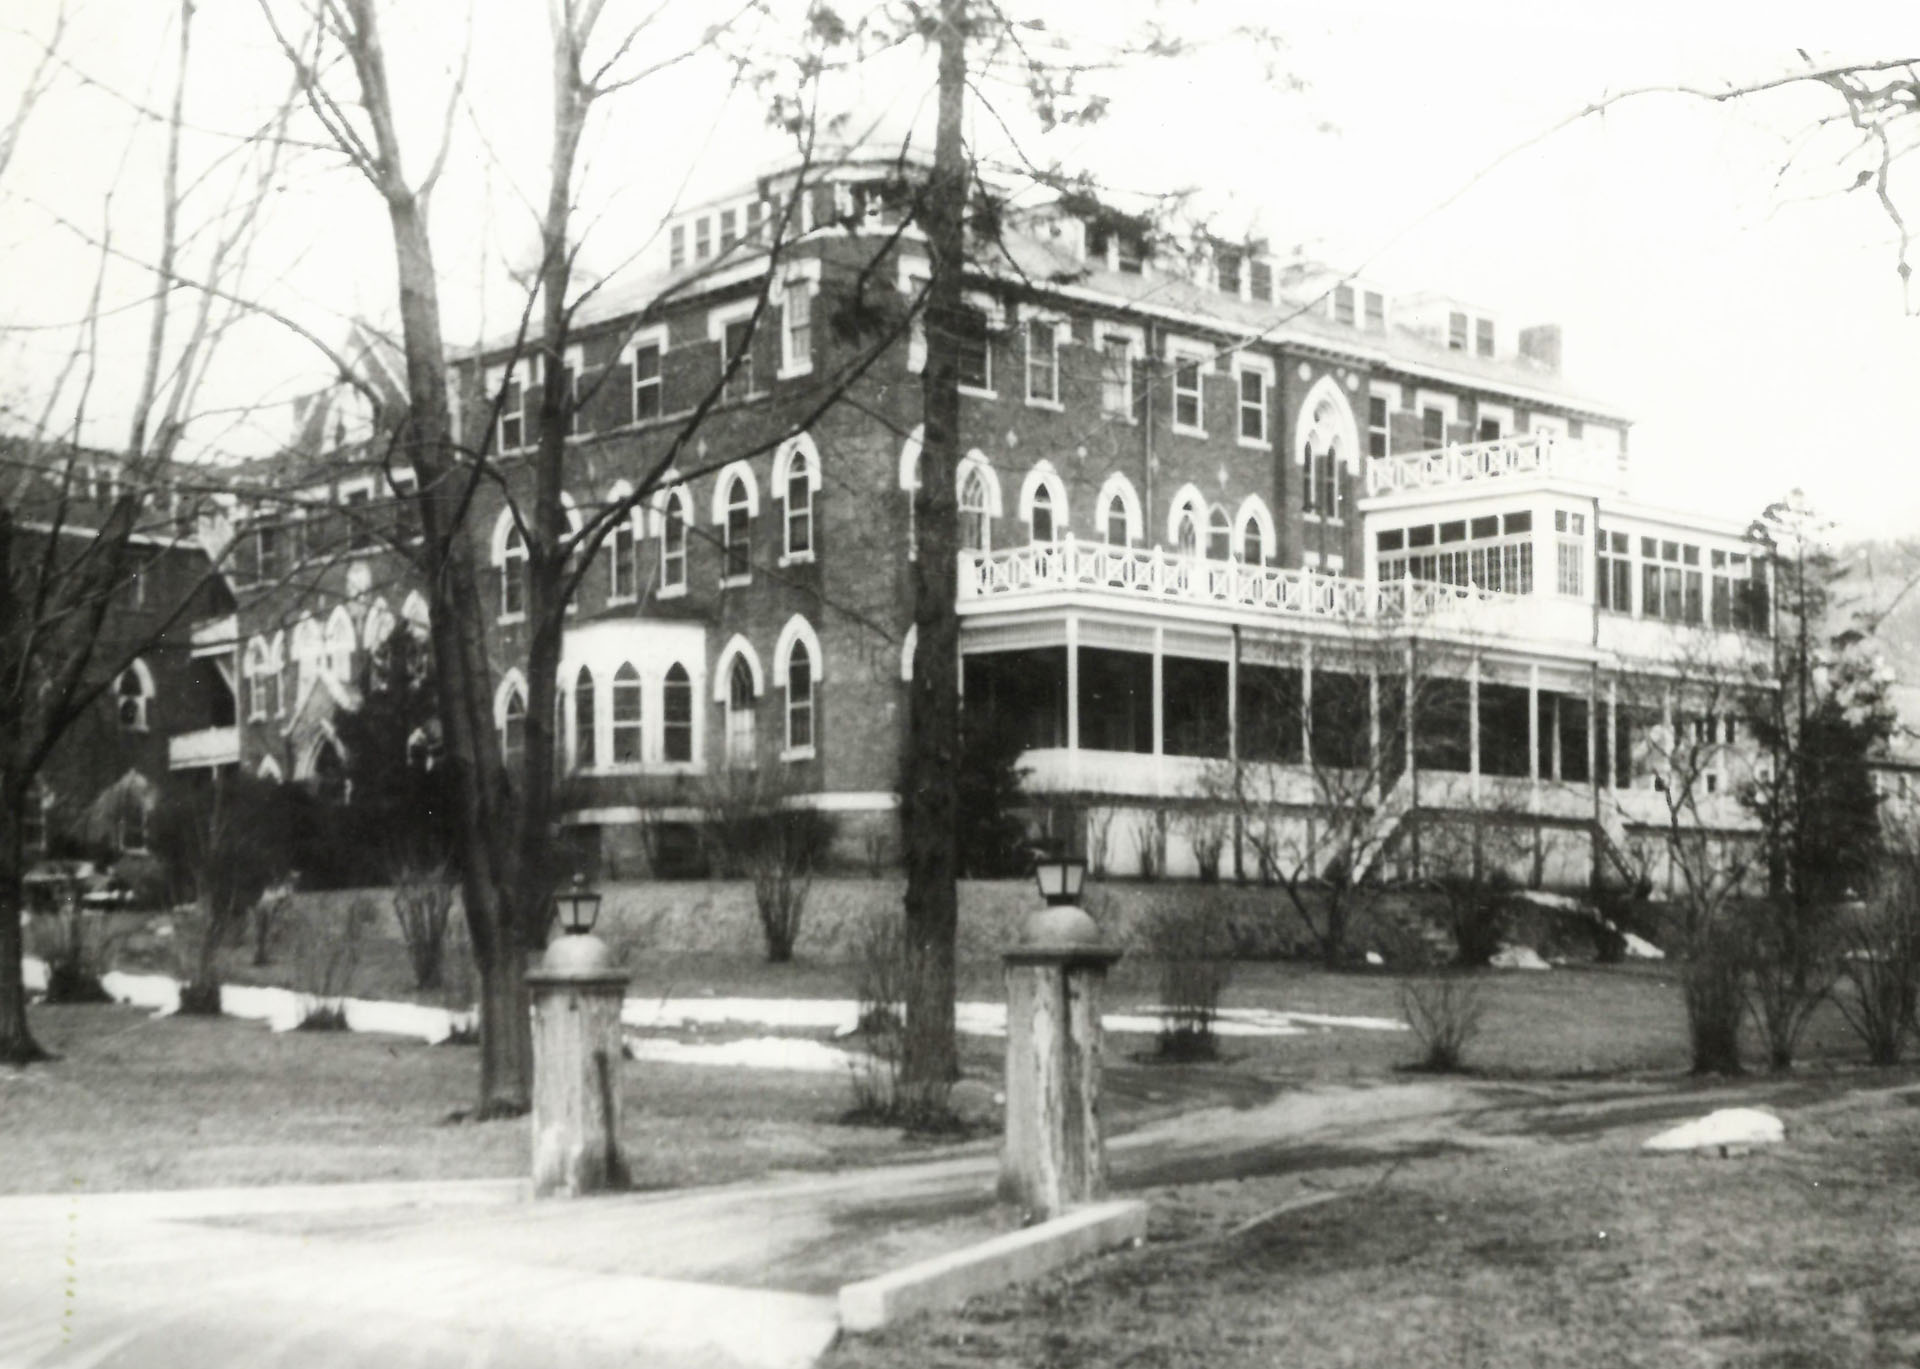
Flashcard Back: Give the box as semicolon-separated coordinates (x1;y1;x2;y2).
0;505;45;1064
900;0;969;1109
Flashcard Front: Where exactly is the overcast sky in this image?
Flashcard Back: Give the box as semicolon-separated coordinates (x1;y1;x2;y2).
2;2;1916;540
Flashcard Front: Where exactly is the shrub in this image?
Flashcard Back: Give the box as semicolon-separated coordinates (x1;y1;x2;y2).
392;862;457;990
289;896;375;1029
1833;864;1920;1066
1684;915;1749;1075
704;771;837;962
1397;971;1488;1073
152;772;292;1014
1432;868;1515;968
842;908;955;1130
1131;814;1161;881
1142;898;1233;1061
1745;894;1839;1072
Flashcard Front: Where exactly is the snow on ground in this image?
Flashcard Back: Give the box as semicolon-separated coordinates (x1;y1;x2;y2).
1624;933;1665;960
1643;1107;1785;1153
625;1035;869;1073
21;956;46;994
625;997;1408;1037
1491;946;1552;971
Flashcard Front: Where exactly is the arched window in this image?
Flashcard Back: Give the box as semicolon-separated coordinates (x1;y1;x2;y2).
1030;485;1056;543
501;686;527;764
660;489;689;591
314;740;348;805
1207;507;1232;561
1105;496;1129;546
116;662;152;732
726;654;757;765
1298;379;1357;523
611;663;643;763
573;666;596;770
499;520;527;617
722;474;752;581
786;638;814;752
1018;461;1066;545
960;467;991;552
663;663;693;762
1175;511;1199;558
776;435;818;560
1097;473;1142;547
605;482;639;602
323;608;355;684
1236;495;1276;566
243;639;270;722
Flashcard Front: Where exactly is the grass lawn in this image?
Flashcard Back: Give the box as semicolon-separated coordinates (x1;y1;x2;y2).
827;1085;1920;1368
0;1002;985;1197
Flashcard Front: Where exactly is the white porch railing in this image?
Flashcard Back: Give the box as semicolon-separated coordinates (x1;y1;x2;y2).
1365;432;1618;497
958;537;1516;626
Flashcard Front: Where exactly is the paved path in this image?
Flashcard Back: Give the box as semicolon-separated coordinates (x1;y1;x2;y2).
0;1076;1606;1369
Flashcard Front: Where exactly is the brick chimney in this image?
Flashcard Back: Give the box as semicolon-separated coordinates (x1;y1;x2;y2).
1518;324;1562;373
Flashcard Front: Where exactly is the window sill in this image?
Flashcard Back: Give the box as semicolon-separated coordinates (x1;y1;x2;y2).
1302;516;1345;527
958;385;997;401
781;745;816;763
1025;396;1063;412
1102;410;1137;425
498;612;527;626
777;551;815;569
607;593;637;606
1237;436;1272;451
777;363;813;382
1171;423;1207;440
657;584;687;601
719;575;752;589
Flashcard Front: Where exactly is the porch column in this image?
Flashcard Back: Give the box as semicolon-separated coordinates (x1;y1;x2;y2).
1527;663;1541;786
1065;615;1080;752
1368;669;1381;791
1300;638;1314;763
1151;625;1164;758
1226;626;1240;766
1468;654;1481;801
1606;678;1618;791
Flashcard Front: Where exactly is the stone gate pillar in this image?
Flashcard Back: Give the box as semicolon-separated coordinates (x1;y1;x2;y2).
527;934;630;1198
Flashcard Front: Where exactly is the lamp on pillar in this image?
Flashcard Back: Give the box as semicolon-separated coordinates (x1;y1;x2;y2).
553;873;603;937
1031;853;1086;908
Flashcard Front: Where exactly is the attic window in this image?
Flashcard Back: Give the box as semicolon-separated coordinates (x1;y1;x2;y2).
1250;260;1273;303
1448;311;1468;351
1115;229;1144;275
1364;291;1385;331
1475;318;1494;357
1334;284;1356;326
1218;251;1242;296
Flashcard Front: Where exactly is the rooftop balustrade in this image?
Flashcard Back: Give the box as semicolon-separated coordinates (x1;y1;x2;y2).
1364;432;1619;498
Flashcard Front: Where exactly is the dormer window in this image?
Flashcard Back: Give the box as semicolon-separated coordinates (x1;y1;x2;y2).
1364;291;1386;331
1250;260;1274;303
1217;250;1242;296
1448;311;1469;351
1476;318;1494;357
1334;284;1356;326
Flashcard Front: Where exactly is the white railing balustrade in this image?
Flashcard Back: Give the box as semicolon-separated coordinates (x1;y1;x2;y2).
959;536;1516;625
1364;432;1618;497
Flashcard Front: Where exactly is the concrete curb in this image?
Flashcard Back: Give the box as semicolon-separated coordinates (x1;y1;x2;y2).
837;1198;1148;1332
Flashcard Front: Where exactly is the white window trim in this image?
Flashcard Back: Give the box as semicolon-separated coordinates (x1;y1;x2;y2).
652;480;691;600
603;480;641;604
1413;388;1461;443
1095;471;1144;545
1234;353;1275;451
1017;459;1069;540
484;357;538;454
1530;412;1572;440
1367;380;1401;459
1165;335;1213;438
1092;320;1144;422
707;298;765;402
1235;494;1277;563
773;433;821;567
774;259;822;379
1476;401;1514;438
1166;482;1209;551
1019;307;1069;411
491;508;528;623
621;326;669;427
712;460;760;588
774;613;823;762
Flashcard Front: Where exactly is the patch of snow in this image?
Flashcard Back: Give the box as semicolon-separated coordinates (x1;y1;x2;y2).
21;956;47;994
1365;951;1385;967
1512;890;1584;912
100;971;181;1015
1643;1107;1784;1154
1491;945;1551;971
625;996;1405;1039
624;1034;869;1073
1624;933;1665;961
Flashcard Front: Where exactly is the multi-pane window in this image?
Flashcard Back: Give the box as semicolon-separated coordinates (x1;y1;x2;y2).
661;491;688;590
784;461;813;558
631;342;662;422
723;319;756;402
1363;291;1386;331
1026;319;1059;404
573;667;596;770
783;283;812;373
256;523;284;582
694;216;712;260
1304;447;1341;520
955;307;991;391
786;641;814;751
1217;251;1242;295
960;468;991;551
117;666;151;732
608;514;636;601
1377;512;1534;593
1640;538;1704;624
1422;406;1446;447
1104;495;1129;547
722;475;752;581
1030;485;1056;543
344;487;373;551
1367;394;1390;459
670;223;686;269
726;656;756;765
1597;531;1633;613
497;365;528;450
1249;259;1273;302
500;524;527;618
1554;509;1586;598
1101;336;1133;415
719;207;738;249
663;664;693;763
1711;550;1765;632
1207;508;1232;561
1448;311;1469;351
611;663;642;762
1172;355;1203;431
1238;368;1267;443
1240;516;1264;566
1175;509;1200;558
1333;283;1356;326
1475;318;1495;357
21;785;45;855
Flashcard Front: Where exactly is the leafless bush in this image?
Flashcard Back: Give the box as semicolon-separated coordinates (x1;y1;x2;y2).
1746;895;1838;1071
1397;971;1488;1073
1834;858;1920;1065
1085;807;1117;878
703;772;837;962
289;897;375;1030
1684;915;1749;1075
1131;813;1161;881
1181;812;1227;885
251;880;295;967
841;909;956;1128
1142;898;1233;1060
391;862;457;990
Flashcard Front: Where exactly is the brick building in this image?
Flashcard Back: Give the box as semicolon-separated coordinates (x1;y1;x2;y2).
193;152;1775;890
